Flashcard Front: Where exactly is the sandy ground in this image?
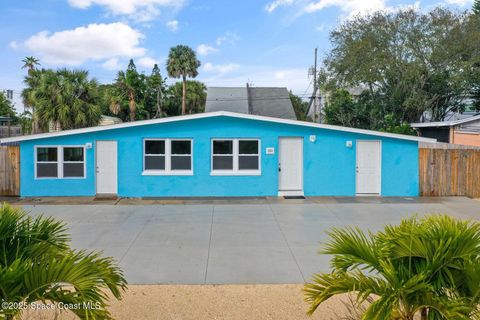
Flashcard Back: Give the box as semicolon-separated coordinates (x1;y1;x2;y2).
22;284;360;320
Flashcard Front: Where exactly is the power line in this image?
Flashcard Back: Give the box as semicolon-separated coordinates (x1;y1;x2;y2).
301;79;313;100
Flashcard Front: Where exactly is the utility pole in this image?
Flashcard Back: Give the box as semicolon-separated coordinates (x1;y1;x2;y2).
307;48;321;123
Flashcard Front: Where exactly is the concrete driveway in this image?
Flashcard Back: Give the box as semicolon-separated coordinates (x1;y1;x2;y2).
21;197;480;285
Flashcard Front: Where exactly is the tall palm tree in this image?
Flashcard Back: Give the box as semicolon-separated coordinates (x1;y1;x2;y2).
29;69;102;130
0;203;127;320
21;57;40;133
304;215;480;319
21;56;40;75
166;45;201;115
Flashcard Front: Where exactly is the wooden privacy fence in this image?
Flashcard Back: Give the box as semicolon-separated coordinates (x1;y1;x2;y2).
419;143;480;198
0;146;20;196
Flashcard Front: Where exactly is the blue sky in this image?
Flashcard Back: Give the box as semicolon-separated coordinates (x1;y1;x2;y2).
0;0;474;112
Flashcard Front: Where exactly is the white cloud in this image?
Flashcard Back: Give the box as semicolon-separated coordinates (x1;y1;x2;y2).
265;0;294;13
316;24;325;31
137;56;158;68
132;6;160;22
102;58;121;70
216;32;239;46
9;41;18;50
68;0;184;21
266;0;424;20
444;0;473;5
274;70;288;80
166;20;179;31
196;32;238;57
304;0;387;17
196;44;219;56
203;62;240;74
24;23;146;65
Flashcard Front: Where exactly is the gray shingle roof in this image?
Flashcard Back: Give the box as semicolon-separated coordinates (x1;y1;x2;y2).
205;86;297;120
205;87;249;114
249;87;296;120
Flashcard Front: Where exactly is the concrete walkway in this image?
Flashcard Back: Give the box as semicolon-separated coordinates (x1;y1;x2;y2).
16;197;480;285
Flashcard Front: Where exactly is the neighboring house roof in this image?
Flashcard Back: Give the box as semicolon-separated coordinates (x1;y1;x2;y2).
99;115;123;126
205;87;249;114
205;86;296;120
411;114;480;128
248;87;297;120
0;111;435;144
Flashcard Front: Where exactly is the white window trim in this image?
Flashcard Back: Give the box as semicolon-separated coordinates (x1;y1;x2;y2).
142;138;193;176
34;145;86;180
210;139;261;176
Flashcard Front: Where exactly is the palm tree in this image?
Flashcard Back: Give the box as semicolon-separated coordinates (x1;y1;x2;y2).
108;59;145;121
21;56;40;75
474;0;480;15
21;57;40;133
304;215;480;319
0;203;127;320
163;80;206;115
166;45;201;115
28;69;102;130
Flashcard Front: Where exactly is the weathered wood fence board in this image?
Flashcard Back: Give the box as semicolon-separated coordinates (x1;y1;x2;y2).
0;146;20;196
419;146;480;198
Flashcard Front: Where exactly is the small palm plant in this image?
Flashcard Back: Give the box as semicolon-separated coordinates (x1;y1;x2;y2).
0;203;127;320
304;215;480;319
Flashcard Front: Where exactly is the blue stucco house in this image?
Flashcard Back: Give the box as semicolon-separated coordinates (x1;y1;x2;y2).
0;112;434;197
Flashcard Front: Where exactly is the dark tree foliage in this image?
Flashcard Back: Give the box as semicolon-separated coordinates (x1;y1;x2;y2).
146;64;166;118
289;91;308;120
0;92;17;120
163;81;206;116
21;68;101;130
474;0;480;15
322;8;480;132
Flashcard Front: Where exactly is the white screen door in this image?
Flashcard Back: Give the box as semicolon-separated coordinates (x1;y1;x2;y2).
356;140;381;195
278;137;303;195
96;141;118;195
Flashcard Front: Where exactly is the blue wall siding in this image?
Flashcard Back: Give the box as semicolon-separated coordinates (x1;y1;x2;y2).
19;116;420;197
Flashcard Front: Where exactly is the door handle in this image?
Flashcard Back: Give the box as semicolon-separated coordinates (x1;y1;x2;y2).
278;165;281;172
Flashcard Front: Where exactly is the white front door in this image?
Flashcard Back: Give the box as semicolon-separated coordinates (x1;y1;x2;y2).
356;140;381;195
278;137;303;195
96;141;118;195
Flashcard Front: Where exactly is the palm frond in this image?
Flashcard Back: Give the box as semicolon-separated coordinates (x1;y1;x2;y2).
324;226;381;272
0;203;127;320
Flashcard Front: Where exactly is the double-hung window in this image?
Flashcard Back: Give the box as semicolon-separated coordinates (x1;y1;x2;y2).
211;139;260;175
36;147;59;178
143;139;192;175
35;146;85;179
63;147;85;177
